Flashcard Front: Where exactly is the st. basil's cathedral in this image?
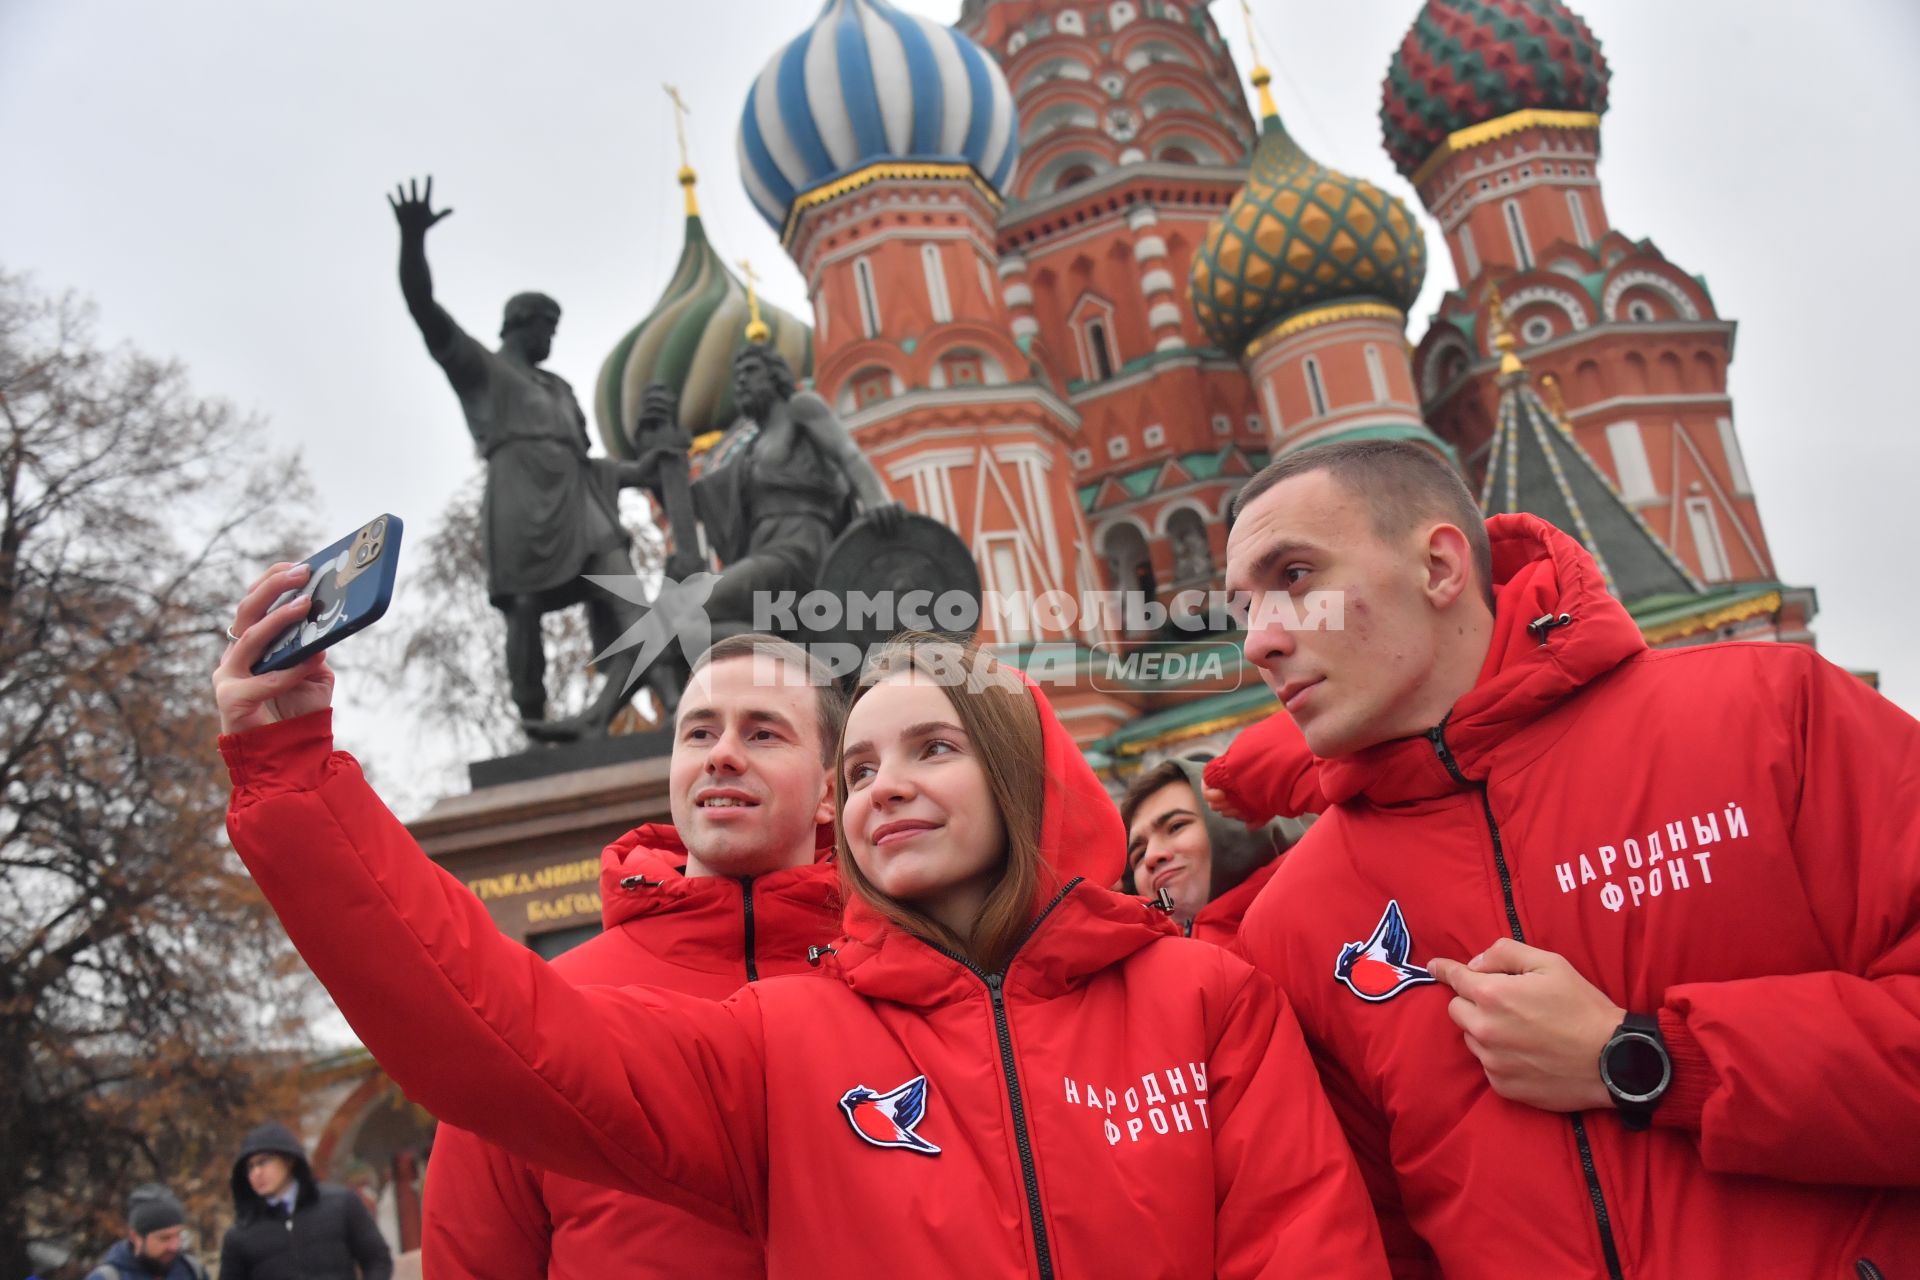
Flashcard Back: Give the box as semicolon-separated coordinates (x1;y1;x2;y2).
313;1;1840;1239
594;0;1817;779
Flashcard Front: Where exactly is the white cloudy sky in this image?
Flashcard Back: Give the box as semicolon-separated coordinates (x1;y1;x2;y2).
5;0;1917;801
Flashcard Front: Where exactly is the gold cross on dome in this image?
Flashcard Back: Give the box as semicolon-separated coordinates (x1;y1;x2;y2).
664;84;699;214
737;258;770;344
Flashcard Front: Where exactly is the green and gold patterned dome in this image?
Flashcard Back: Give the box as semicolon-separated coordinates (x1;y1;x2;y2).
1191;112;1427;355
594;208;812;460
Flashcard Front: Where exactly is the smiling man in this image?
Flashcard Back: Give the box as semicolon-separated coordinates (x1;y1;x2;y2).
1118;755;1307;945
419;633;845;1279
1213;439;1920;1278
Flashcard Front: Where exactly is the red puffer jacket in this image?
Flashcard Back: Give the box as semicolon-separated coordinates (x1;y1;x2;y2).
222;679;1388;1279
421;826;839;1279
1189;860;1280;949
1209;514;1920;1279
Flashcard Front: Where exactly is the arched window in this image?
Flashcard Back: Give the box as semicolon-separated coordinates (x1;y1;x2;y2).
921;243;952;324
1566;190;1593;247
1503;199;1534;270
1363;344;1389;402
1303;356;1329;417
1459;223;1480;278
853;256;881;338
1086;319;1115;380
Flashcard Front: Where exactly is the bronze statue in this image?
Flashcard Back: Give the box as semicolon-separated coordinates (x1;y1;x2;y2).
654;345;905;638
388;176;652;741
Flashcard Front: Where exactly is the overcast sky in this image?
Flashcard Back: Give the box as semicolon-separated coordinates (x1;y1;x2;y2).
5;0;1917;802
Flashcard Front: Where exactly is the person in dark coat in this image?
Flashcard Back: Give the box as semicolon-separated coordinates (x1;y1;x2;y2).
218;1122;392;1280
87;1183;207;1280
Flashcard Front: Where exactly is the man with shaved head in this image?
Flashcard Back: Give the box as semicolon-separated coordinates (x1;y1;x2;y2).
1210;438;1920;1276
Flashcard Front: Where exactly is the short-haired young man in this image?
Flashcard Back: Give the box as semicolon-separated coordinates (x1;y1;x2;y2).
1214;439;1919;1276
421;634;845;1279
1117;754;1307;946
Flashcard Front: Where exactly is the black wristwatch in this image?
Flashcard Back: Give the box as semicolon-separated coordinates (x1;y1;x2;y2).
1598;1012;1671;1131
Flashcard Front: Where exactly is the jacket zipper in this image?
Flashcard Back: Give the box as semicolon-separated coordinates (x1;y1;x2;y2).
927;878;1080;1280
1427;722;1625;1280
1856;1260;1885;1280
741;877;758;983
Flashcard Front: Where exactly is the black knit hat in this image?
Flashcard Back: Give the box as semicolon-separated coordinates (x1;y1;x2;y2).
128;1183;185;1234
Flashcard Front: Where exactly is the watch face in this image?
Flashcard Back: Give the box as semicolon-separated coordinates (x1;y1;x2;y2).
1605;1032;1669;1101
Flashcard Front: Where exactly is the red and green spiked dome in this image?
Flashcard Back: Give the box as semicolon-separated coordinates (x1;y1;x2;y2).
1381;0;1609;180
1190;116;1427;356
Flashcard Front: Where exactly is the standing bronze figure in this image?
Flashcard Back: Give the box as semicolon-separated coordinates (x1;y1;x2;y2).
389;176;649;741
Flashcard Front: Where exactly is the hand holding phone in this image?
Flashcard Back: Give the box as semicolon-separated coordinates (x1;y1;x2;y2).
251;516;403;675
213;515;403;737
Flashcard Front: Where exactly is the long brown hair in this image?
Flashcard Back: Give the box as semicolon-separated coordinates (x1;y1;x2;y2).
835;633;1055;974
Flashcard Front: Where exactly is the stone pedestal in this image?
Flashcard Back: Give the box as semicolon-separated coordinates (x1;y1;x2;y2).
407;740;673;951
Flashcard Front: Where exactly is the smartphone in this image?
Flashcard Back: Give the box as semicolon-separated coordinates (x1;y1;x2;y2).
250;514;404;675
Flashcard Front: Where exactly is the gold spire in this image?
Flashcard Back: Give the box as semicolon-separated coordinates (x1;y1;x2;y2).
1239;0;1279;120
737;257;771;345
665;83;699;217
1485;279;1524;376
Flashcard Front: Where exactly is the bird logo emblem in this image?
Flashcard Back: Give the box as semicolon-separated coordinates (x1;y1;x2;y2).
1334;900;1437;1002
839;1074;942;1156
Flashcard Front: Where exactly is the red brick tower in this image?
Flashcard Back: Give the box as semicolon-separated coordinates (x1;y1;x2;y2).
960;0;1274;625
1385;0;1786;594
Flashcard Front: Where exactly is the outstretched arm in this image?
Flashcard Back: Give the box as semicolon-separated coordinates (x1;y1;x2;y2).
211;567;770;1232
388;175;455;354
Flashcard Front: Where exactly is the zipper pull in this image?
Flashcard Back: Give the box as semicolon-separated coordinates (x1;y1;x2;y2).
1526;611;1573;644
1150;888;1175;916
985;972;1005;1005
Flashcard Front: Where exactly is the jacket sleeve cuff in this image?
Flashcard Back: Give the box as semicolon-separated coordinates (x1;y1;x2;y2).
219;709;336;796
1202;752;1237;802
1652;1006;1715;1133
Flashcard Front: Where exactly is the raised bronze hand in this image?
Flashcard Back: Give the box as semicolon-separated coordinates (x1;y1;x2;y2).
387;175;454;240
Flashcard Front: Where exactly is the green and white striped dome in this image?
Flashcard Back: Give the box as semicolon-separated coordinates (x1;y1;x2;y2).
594;212;813;458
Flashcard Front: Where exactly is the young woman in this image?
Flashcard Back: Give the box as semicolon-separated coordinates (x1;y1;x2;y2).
215;573;1385;1277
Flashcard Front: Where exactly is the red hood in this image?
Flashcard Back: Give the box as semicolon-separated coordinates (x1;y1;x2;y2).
597;822;837;931
1213;514;1647;810
832;668;1166;1003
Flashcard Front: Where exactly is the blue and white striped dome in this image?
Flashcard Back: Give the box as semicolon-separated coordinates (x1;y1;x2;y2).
737;0;1020;232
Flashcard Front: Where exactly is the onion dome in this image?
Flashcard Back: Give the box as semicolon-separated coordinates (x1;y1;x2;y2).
594;211;812;460
737;0;1019;232
1190;113;1427;355
1381;0;1609;180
